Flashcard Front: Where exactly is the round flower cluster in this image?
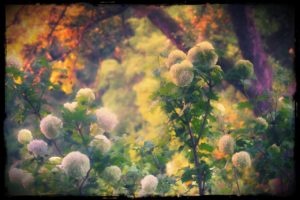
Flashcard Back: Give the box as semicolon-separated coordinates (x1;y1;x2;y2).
103;165;122;183
40;114;63;139
61;151;90;178
63;102;78;112
170;60;194;87
218;134;235;155
232;151;251;169
166;49;187;69
95;107;118;132
17;129;33;144
187;41;218;67
140;174;158;195
49;156;62;165
76;88;95;104
9;168;34;189
27;139;48;157
256;117;268;130
268;144;281;154
90;134;112;154
234;59;254;80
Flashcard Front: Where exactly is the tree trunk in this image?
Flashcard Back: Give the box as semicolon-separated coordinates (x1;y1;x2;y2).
139;5;273;115
227;5;273;115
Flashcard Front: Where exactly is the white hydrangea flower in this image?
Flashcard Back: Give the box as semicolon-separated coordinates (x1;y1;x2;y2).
61;151;90;178
49;156;62;165
256;117;268;129
17;129;33;144
166;50;187;69
187;41;218;67
76;88;95;104
95;107;119;132
170;60;194;87
9;168;34;189
63;102;78;112
21;171;34;189
140;174;158;194
40;114;63;139
27;139;48;157
103;165;122;182
90;134;112;154
8;168;25;184
232;151;251;169
218;134;235;155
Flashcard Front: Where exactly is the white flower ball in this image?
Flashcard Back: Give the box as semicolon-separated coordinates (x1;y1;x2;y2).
256;117;269;129
103;165;122;182
218;134;235;155
90;135;112;154
9;168;25;184
76;88;95;104
232;151;251;169
187;41;218;67
140;174;158;194
61;151;90;178
166;50;187;69
40;114;63;139
9;168;34;189
170;60;194;87
63;102;78;112
27;139;48;157
17;129;33;144
95;107;119;132
21;172;34;189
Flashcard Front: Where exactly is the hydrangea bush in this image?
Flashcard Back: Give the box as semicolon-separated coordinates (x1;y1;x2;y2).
5;40;294;196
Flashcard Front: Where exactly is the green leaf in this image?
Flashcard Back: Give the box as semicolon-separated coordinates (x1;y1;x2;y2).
181;167;195;182
199;143;214;152
237;101;253;110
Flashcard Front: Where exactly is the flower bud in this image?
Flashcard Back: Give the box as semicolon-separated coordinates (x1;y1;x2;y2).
63;102;78;112
17;129;33;144
76;88;95;104
49;156;62;165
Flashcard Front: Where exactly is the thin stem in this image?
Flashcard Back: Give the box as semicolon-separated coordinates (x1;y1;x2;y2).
233;167;241;196
79;168;92;195
186;121;203;196
52;140;64;157
195;80;212;145
21;92;42;120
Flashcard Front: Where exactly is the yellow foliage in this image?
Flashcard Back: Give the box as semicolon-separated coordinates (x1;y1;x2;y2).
215;85;254;129
166;152;190;176
133;77;167;126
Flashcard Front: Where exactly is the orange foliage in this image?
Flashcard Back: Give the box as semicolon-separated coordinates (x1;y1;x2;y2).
212;149;225;160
